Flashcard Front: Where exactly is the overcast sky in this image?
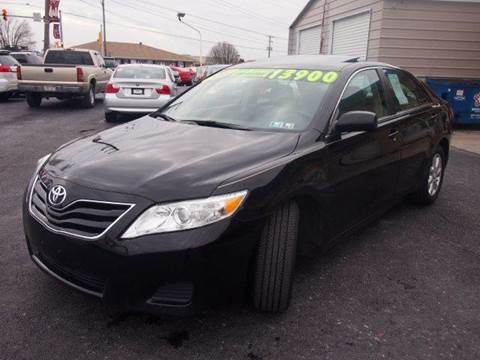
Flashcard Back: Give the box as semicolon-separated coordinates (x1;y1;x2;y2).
5;0;307;60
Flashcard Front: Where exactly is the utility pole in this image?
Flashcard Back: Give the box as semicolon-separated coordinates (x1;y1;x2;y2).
101;0;107;56
267;35;273;58
43;0;49;52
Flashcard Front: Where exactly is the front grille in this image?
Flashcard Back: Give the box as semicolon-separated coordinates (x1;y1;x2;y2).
29;177;134;239
39;253;106;295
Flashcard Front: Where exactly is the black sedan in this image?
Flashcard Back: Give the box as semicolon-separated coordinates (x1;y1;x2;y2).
23;56;451;315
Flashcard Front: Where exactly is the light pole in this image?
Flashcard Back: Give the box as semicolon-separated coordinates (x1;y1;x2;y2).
101;0;107;56
177;12;203;66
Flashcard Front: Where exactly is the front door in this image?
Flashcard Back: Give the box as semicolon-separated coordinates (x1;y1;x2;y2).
325;68;402;237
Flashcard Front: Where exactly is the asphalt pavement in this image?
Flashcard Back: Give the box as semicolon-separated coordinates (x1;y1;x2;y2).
1;97;480;360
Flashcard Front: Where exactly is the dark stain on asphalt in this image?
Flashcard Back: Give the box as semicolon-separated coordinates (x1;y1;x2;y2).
106;312;131;327
397;279;417;290
163;330;189;348
247;352;263;360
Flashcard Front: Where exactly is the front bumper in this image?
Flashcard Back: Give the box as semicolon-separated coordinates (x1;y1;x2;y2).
23;179;258;315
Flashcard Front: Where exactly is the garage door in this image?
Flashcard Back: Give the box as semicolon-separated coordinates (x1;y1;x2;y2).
297;26;321;55
331;12;371;60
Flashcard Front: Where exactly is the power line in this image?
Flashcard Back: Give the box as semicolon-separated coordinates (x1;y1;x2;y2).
60;11;284;54
5;0;287;54
206;0;290;28
132;0;289;40
4;0;289;42
106;0;271;47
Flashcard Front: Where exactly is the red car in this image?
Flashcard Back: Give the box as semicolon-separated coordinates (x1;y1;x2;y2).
170;66;194;86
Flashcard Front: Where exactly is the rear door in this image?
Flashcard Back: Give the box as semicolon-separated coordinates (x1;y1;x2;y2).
326;68;402;235
381;68;436;195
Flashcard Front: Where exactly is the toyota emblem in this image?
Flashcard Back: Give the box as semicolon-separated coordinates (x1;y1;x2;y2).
48;185;67;206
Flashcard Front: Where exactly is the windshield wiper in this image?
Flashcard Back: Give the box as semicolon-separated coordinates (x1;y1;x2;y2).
151;113;177;122
182;120;252;131
92;135;119;151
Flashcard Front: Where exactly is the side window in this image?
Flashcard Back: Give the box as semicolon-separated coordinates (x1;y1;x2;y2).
383;69;430;112
339;69;389;118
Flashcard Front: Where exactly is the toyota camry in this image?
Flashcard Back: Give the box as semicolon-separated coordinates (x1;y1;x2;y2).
23;56;451;315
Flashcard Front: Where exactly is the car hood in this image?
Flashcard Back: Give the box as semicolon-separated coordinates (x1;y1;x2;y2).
43;116;299;202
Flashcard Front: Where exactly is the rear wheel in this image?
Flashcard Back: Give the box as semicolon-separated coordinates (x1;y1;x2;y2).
408;147;445;205
26;93;42;108
81;84;96;108
252;202;299;313
0;92;11;101
105;112;118;123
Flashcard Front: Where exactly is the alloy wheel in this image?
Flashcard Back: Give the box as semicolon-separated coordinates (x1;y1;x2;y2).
428;153;443;196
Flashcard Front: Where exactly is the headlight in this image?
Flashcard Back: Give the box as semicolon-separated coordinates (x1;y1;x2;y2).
121;190;248;239
34;153;51;174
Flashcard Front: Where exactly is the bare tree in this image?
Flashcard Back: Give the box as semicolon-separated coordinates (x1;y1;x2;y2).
0;19;35;50
207;42;240;64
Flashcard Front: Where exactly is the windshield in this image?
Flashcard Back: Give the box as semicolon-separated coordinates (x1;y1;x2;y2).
45;51;94;65
114;66;166;79
0;55;19;66
162;68;339;131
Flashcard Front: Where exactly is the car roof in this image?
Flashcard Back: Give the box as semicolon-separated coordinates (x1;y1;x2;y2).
117;63;167;68
234;55;392;71
48;48;93;53
10;52;36;55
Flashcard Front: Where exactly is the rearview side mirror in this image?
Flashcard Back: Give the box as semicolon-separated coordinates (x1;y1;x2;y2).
335;111;378;133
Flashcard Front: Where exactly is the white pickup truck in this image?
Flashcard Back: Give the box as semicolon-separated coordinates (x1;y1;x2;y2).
18;48;112;108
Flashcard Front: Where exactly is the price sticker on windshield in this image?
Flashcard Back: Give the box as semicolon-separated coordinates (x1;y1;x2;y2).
222;68;339;84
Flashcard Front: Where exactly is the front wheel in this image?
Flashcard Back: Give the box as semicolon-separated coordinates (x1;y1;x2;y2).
408;147;446;205
26;93;42;108
252;202;299;313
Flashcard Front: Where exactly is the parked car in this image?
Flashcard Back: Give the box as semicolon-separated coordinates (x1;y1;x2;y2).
195;64;230;83
0;50;20;100
23;56;451;315
104;64;177;122
103;57;119;70
10;51;43;65
170;65;194;86
17;48;112;108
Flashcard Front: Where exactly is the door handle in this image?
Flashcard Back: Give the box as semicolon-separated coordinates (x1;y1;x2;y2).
388;129;400;141
432;104;441;109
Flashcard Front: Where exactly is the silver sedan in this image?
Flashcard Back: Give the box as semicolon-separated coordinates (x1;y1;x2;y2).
104;64;177;122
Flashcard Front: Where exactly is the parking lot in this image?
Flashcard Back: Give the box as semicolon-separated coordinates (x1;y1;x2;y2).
1;97;480;360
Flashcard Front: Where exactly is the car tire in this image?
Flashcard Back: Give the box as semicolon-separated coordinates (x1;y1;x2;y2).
408;147;446;205
253;201;299;313
26;93;42;108
105;112;117;123
0;92;11;101
81;84;96;108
